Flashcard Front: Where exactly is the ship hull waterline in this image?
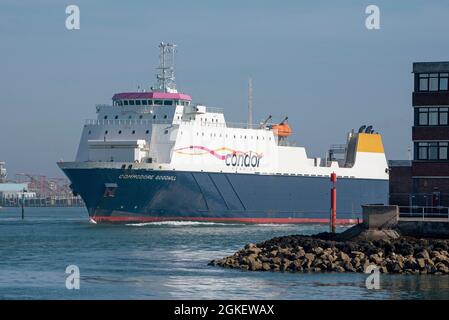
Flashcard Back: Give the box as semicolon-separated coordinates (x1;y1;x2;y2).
61;166;389;224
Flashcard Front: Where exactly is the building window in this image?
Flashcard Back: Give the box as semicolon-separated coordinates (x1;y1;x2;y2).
416;141;449;160
441;108;448;125
429;142;438;159
440;142;448;159
418;73;449;92
440;73;449;91
429;74;439;91
417;107;449;126
419;74;429;91
429;107;438;125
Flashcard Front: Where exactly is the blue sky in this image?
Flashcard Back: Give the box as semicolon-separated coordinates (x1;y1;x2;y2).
1;0;449;177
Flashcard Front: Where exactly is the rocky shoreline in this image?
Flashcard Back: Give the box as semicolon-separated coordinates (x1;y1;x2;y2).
208;233;449;275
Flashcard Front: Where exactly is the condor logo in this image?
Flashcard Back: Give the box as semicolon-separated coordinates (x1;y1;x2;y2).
225;152;262;168
174;146;263;168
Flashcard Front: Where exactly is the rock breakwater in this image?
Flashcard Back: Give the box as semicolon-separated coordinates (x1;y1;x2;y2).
209;234;449;275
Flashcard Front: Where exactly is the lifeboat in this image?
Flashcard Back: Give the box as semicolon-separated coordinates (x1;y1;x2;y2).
271;117;292;137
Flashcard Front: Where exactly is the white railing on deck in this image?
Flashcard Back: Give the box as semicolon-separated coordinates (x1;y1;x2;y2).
85;119;274;131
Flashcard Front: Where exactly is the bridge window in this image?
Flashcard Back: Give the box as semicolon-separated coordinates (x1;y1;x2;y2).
148;100;153;105
142;100;148;105
155;100;163;105
129;100;135;105
164;100;173;106
124;100;129;106
136;100;141;106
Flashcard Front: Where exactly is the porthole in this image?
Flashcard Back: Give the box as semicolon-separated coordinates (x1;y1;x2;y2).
104;115;108;119
164;130;169;134
139;115;143;119
104;130;108;135
128;115;132;119
114;115;118;119
164;115;167;119
153;115;156;119
132;130;136;134
118;130;122;134
88;130;91;135
146;130;150;134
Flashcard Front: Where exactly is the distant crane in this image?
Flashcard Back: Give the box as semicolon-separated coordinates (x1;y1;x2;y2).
15;173;72;198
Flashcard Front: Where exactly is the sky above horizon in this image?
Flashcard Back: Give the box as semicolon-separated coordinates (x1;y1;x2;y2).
1;0;449;178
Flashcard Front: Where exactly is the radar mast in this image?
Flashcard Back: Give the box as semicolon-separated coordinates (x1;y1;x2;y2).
153;42;177;93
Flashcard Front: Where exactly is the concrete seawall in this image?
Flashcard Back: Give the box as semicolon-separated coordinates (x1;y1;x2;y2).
399;219;449;239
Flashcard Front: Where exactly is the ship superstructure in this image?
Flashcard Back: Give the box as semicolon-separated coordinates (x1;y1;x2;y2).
58;43;389;223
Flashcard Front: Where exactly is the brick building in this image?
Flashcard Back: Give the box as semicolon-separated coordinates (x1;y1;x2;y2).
390;62;449;208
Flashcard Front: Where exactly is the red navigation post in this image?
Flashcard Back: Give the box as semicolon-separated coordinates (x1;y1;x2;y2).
330;172;337;233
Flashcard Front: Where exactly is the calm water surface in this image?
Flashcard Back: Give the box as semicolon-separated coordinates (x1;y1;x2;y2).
0;207;448;299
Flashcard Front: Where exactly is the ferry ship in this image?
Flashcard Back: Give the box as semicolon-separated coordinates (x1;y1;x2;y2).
58;43;389;224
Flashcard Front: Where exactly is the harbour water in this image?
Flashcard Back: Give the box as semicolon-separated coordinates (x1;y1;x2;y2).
0;207;448;300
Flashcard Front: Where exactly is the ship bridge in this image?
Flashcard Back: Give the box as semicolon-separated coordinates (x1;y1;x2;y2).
112;92;191;107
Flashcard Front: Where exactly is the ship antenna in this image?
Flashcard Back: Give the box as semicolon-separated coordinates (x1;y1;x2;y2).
248;77;253;129
155;42;177;93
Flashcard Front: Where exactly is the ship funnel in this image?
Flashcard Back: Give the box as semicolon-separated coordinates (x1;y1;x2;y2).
358;125;366;133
